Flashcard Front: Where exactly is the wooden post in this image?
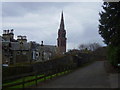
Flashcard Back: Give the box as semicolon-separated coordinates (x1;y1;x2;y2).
56;69;58;76
22;76;25;88
65;67;66;74
63;67;65;75
35;73;37;86
51;69;54;79
44;71;46;81
53;69;55;78
50;70;52;79
69;66;71;72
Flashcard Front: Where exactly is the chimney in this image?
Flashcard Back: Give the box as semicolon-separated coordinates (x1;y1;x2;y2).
10;29;14;33
2;29;14;41
17;35;22;39
17;35;27;42
23;36;26;39
41;41;44;46
7;30;9;34
3;30;6;34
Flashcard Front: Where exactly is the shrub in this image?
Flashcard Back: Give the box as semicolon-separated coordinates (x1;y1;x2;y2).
107;45;120;67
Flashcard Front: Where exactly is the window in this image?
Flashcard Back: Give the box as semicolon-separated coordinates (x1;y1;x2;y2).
17;51;20;55
22;51;26;55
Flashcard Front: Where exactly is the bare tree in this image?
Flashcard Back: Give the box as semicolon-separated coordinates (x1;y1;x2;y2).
78;44;89;50
78;44;86;50
78;42;101;51
88;43;101;51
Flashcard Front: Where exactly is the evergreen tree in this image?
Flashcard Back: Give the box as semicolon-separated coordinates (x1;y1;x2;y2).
99;2;120;46
99;2;120;67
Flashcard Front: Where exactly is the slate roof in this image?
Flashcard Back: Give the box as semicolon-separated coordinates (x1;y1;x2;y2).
39;45;57;53
11;42;31;50
0;36;5;42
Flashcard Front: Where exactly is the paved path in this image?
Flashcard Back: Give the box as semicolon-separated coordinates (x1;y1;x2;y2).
36;61;117;88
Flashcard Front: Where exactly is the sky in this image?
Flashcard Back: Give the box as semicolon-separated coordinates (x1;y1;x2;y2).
1;1;105;51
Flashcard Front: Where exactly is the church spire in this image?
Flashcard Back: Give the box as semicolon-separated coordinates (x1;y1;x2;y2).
60;11;65;30
57;11;67;54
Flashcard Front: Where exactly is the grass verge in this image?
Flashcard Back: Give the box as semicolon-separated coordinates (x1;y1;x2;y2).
3;70;71;88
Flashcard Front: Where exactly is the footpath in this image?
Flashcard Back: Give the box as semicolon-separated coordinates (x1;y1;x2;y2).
35;61;119;88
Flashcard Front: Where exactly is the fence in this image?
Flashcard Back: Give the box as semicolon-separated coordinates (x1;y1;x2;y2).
2;53;95;89
2;65;74;89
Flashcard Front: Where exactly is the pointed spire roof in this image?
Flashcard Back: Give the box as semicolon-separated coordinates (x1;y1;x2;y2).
60;11;65;30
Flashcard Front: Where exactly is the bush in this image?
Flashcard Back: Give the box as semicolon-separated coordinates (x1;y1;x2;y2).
107;45;120;67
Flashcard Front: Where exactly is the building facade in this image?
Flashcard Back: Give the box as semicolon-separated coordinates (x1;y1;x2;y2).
2;29;32;64
2;30;58;64
31;41;58;62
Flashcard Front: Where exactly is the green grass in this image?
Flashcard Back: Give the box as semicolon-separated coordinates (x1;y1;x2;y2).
9;84;23;88
3;74;44;88
3;78;23;86
3;70;71;88
9;78;45;88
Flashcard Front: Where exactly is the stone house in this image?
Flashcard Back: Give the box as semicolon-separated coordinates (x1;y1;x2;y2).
2;29;32;64
37;44;58;62
31;41;58;62
1;30;58;65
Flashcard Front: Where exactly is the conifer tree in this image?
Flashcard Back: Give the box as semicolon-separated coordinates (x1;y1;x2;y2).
99;2;120;66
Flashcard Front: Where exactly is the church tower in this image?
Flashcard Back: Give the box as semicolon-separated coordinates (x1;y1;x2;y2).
57;11;67;54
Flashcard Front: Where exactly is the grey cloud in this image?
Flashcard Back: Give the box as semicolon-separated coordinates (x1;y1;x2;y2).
1;2;105;50
2;2;72;17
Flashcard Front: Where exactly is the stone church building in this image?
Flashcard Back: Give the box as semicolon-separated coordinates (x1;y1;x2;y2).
57;11;67;54
1;12;67;65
